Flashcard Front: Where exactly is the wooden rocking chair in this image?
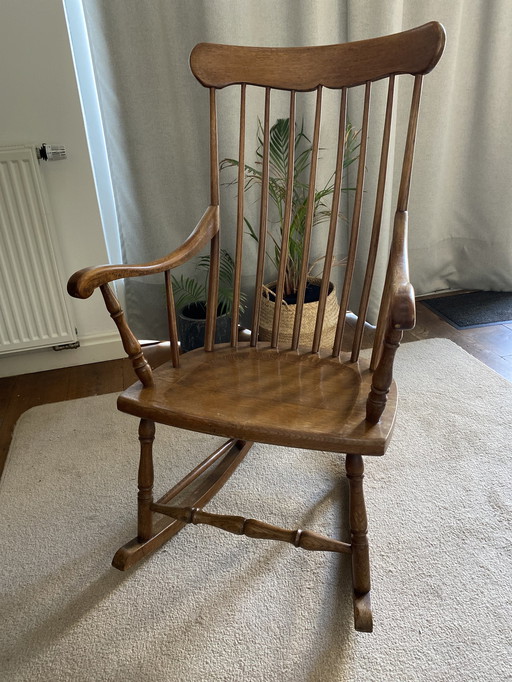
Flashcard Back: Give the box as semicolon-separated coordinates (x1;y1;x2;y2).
68;22;445;632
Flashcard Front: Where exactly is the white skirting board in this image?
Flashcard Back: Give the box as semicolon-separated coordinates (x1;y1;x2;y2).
0;331;124;377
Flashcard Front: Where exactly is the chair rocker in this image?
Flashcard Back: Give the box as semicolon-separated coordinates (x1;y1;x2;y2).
68;22;445;632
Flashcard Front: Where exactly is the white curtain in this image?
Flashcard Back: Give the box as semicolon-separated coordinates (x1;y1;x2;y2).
83;0;512;339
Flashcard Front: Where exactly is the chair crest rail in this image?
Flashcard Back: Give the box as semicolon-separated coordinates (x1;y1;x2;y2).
191;22;445;91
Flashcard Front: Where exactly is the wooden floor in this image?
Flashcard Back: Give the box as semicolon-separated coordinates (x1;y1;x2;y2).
1;301;512;479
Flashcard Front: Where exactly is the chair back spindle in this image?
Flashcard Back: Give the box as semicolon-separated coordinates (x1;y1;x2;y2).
205;88;220;352
351;75;395;362
291;86;323;351
311;86;348;354
230;84;247;347
164;269;180;367
332;82;371;356
271;90;296;349
250;88;271;348
397;74;424;212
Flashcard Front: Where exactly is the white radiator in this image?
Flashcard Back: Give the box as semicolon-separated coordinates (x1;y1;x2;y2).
0;145;76;354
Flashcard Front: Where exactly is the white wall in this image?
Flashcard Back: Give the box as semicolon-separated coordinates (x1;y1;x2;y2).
0;0;123;377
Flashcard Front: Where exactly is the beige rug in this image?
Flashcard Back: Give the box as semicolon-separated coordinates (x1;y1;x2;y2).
1;339;511;682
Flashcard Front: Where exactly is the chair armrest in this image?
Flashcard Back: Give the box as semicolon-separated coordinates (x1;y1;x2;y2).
67;205;219;299
387;210;415;331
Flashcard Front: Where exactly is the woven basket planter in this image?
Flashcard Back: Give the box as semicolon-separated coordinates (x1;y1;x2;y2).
259;278;339;348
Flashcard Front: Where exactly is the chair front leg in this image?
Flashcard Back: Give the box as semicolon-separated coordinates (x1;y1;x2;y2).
346;454;370;592
138;419;155;542
346;453;373;632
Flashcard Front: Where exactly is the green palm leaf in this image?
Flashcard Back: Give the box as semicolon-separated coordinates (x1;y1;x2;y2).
173;249;246;317
171;274;207;311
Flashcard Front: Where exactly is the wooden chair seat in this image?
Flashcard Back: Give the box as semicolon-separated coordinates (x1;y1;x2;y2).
118;343;396;455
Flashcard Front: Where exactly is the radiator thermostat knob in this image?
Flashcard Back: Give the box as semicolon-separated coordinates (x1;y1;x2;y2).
38;144;67;161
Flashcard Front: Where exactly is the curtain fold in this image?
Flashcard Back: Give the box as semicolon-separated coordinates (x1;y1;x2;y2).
83;0;512;339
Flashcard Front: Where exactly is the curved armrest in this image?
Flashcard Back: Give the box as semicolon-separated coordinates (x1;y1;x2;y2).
68;205;219;299
387;210;415;330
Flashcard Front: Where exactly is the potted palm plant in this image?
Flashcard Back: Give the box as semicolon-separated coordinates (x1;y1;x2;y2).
172;249;246;352
220;117;359;345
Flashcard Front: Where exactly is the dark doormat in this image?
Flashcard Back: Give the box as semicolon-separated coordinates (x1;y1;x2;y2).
421;291;512;329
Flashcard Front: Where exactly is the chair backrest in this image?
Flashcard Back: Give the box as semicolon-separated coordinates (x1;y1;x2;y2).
185;22;445;361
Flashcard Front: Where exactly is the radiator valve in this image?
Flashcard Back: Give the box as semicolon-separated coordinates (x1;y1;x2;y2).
38;143;67;161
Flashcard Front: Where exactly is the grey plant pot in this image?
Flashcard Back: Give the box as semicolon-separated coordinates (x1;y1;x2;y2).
177;302;231;353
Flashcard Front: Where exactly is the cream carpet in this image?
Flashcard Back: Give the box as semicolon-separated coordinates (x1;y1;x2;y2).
1;339;511;682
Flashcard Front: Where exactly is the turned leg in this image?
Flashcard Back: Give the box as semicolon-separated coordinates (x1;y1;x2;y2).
138;419;155;542
346;453;373;632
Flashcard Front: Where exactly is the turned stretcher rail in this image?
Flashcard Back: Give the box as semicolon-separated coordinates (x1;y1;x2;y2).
150;504;352;554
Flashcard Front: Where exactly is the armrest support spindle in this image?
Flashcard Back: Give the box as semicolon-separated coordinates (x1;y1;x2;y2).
101;284;154;387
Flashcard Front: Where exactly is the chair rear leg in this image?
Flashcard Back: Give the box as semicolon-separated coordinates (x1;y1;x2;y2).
346;453;373;632
138;419;155;542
